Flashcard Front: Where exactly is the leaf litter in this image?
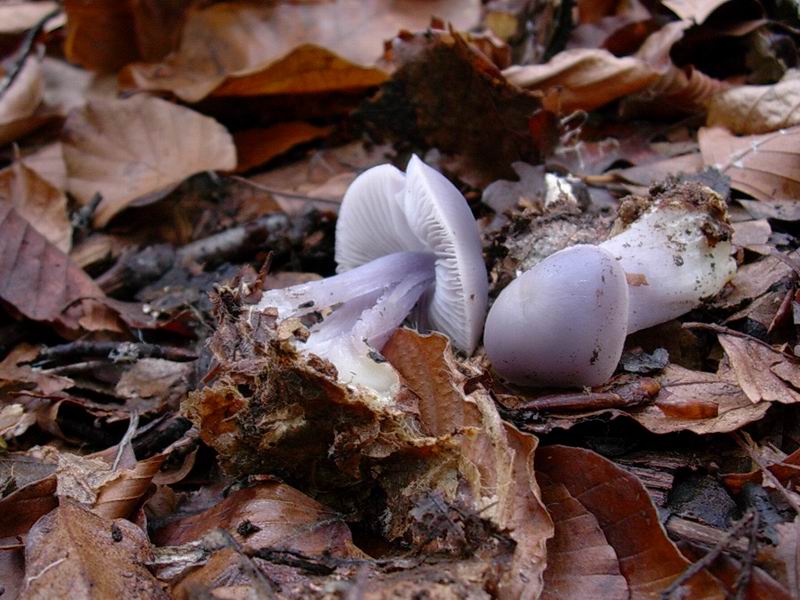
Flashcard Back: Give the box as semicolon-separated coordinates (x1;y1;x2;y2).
2;1;800;598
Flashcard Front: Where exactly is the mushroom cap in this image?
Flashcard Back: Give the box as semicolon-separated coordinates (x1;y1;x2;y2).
335;155;488;353
484;244;629;387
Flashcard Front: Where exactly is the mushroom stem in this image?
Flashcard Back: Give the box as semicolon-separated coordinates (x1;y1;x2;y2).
257;251;435;321
257;250;437;391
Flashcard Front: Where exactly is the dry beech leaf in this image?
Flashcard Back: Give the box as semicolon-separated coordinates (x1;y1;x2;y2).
708;70;800;134
662;0;746;24
120;0;480;102
211;43;388;98
503;48;658;113
383;329;553;599
234;121;334;173
92;451;170;520
155;481;362;558
0;544;24;600
0;344;73;397
64;0;192;70
0;56;42;125
0;451;58;538
21;142;67;191
62;95;236;227
717;334;800;404
770;519;800;597
537;445;725;600
364;29;543;182
0;1;59;34
0;55;49;146
619;20;728;118
724;446;800;493
0;203;108;331
21;499;168;600
0;161;71;252
699;125;800;201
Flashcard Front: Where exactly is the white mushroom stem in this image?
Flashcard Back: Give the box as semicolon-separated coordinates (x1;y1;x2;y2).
256;251;436;393
599;193;736;333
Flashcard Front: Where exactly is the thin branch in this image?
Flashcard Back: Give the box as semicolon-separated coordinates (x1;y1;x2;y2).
0;8;62;98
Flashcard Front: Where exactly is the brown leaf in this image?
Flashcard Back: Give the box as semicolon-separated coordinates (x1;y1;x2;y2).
662;0;746;24
504;48;658;113
771;518;800;597
115;358;193;414
632;364;771;434
233;121;334;173
20;499;168;599
723;446;800;493
0;543;24;600
21;142;67;191
0;451;58;537
708;70;800;134
364;30;543;182
718;334;800;404
212;44;388;98
120;0;480;102
537;445;725;600
63;95;237;227
0;55;50;147
63;0;192;71
382;329;553;600
0;344;73;397
699;125;800;201
0;161;71;252
0;203;108;331
0;1;59;34
619;21;728;118
155;481;362;558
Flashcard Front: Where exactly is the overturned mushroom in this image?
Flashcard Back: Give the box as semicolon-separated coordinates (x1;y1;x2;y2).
484;183;736;387
256;155;488;395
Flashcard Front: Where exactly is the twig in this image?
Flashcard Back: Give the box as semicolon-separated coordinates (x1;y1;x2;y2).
661;513;755;600
34;340;197;366
734;432;800;515
733;511;759;600
218;530;276;599
0;7;61;98
112;411;139;471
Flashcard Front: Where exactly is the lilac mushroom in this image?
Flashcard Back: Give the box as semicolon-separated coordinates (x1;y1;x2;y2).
256;155;488;393
484;245;629;387
484;185;736;387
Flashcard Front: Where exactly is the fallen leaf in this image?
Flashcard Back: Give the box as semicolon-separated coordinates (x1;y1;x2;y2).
120;0;480;102
62;95;237;227
0;451;58;537
715;249;800;309
233;121;333;173
732;219;771;254
0;344;73;397
537;445;725;600
708;70;800;134
718;334;800;404
363;29;544;182
619;20;728;118
64;0;190;71
632;364;771;434
723;446;800;493
0;203;108;331
0;1;59;34
20;499;168;599
0;55;45;145
115;358;193;414
662;0;744;24
611;152;704;187
738;198;800;221
21;142;67;191
503;48;658;113
155;481;362;558
770;518;800;598
211;43;388;98
0;161;71;252
383;329;553;599
248;141;392;215
0;543;24;600
699;125;800;201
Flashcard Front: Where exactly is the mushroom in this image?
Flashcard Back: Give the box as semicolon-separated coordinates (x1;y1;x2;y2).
256;155;488;396
484;183;736;387
484;245;629;387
